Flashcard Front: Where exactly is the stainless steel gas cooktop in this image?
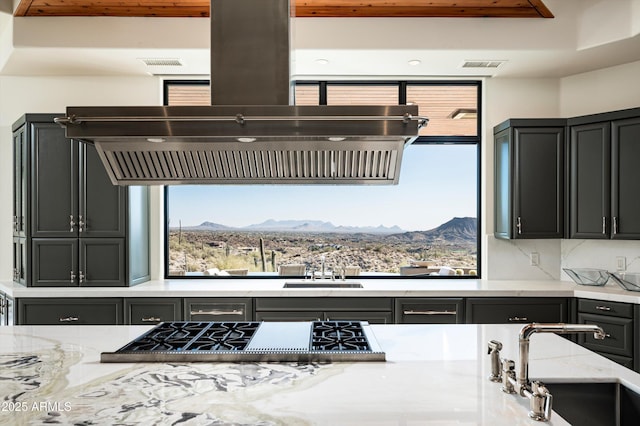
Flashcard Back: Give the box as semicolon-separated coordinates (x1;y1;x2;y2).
101;321;385;363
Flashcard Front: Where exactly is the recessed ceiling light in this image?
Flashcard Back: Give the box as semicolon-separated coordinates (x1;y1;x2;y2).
315;58;329;65
408;59;422;66
147;137;166;143
328;137;346;142
237;137;257;143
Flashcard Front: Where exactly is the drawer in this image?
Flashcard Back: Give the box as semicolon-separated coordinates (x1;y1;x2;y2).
17;298;123;325
395;298;464;324
184;298;253;321
578;299;633;318
465;298;568;324
255;297;392;311
125;298;183;324
577;313;634;357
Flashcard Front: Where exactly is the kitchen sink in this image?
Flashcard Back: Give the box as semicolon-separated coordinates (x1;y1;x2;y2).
545;381;640;426
283;281;363;288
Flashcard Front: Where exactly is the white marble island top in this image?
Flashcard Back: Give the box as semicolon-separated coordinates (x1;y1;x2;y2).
2;324;640;425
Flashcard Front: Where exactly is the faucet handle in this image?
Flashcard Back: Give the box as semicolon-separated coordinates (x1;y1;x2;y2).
529;381;553;422
501;359;517;394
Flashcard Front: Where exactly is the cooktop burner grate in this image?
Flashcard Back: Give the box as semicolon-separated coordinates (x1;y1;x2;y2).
117;321;260;352
311;321;372;351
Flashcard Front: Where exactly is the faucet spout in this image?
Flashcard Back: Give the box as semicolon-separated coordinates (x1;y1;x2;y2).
517;323;606;395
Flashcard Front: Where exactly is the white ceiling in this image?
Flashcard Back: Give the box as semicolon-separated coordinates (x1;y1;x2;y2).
1;0;640;79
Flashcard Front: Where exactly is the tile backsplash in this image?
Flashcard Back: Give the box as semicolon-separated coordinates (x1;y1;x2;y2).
486;236;640;281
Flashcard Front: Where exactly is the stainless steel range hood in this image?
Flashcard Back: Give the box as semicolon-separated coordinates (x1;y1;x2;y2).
55;0;426;186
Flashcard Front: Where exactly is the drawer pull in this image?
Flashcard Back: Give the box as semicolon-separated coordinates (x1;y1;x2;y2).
604;333;612;339
404;310;457;316
190;309;244;316
508;316;528;322
59;316;79;322
595;306;612;312
141;317;161;322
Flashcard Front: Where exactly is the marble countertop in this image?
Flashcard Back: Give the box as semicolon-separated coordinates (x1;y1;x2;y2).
2;278;640;304
1;323;640;425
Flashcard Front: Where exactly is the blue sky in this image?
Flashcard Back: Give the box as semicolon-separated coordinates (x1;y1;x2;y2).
167;144;477;232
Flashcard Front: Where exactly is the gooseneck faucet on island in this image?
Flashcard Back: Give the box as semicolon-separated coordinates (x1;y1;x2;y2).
488;323;607;422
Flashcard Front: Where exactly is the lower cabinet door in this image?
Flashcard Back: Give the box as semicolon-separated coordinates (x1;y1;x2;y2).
184;298;253;321
465;298;568;324
32;239;77;287
17;298;123;325
80;238;125;287
125;298;183;324
577;313;633;358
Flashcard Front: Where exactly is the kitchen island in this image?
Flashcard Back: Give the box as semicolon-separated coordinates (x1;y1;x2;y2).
2;323;640;425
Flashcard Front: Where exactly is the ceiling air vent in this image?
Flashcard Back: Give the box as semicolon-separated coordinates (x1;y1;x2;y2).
140;58;183;67
462;60;505;68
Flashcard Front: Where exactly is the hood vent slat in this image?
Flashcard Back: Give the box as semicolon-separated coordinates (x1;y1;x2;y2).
94;145;406;185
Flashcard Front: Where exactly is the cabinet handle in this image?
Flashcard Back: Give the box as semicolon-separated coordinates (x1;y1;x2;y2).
516;217;522;235
190;309;244;316
141;317;161;322
13;216;19;232
508;316;528;322
70;215;76;232
79;271;85;284
59;316;79;322
70;271;76;283
78;215;85;233
404;310;457;316
595;305;611;312
13;268;19;281
0;299;5;315
602;217;607;234
613;217;618;235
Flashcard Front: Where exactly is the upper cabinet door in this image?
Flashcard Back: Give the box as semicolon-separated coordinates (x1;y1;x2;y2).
612;117;640;239
31;122;79;238
569;122;611;239
493;120;565;239
513;127;565;238
12;126;26;237
79;143;127;237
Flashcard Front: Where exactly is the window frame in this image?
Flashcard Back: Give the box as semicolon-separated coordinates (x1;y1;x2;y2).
163;79;482;279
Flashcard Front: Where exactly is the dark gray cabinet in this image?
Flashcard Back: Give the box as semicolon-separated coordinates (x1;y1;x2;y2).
395;298;464;324
185;298;253;321
576;299;639;372
494;119;566;239
569;111;640;239
255;298;393;324
12;114;150;287
125;298;183;324
465;297;569;324
17;298;123;325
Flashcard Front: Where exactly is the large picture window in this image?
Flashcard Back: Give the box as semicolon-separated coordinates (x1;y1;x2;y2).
165;80;481;278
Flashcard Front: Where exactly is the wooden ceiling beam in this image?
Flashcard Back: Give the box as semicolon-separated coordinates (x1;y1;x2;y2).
13;0;554;18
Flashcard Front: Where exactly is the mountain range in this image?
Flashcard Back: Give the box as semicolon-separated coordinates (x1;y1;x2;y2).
177;217;476;241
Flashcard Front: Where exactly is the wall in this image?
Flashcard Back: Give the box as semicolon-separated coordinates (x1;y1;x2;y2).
0;75;163;281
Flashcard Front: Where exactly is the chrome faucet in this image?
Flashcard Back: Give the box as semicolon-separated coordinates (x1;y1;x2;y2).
488;323;607;422
517;323;606;396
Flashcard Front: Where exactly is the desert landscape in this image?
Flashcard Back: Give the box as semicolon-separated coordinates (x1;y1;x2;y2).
168;217;477;276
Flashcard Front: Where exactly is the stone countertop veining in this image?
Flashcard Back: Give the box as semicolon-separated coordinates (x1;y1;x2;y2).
2;278;640;304
1;323;640;425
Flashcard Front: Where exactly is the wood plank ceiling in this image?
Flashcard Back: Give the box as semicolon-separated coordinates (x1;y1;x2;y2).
14;0;554;18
